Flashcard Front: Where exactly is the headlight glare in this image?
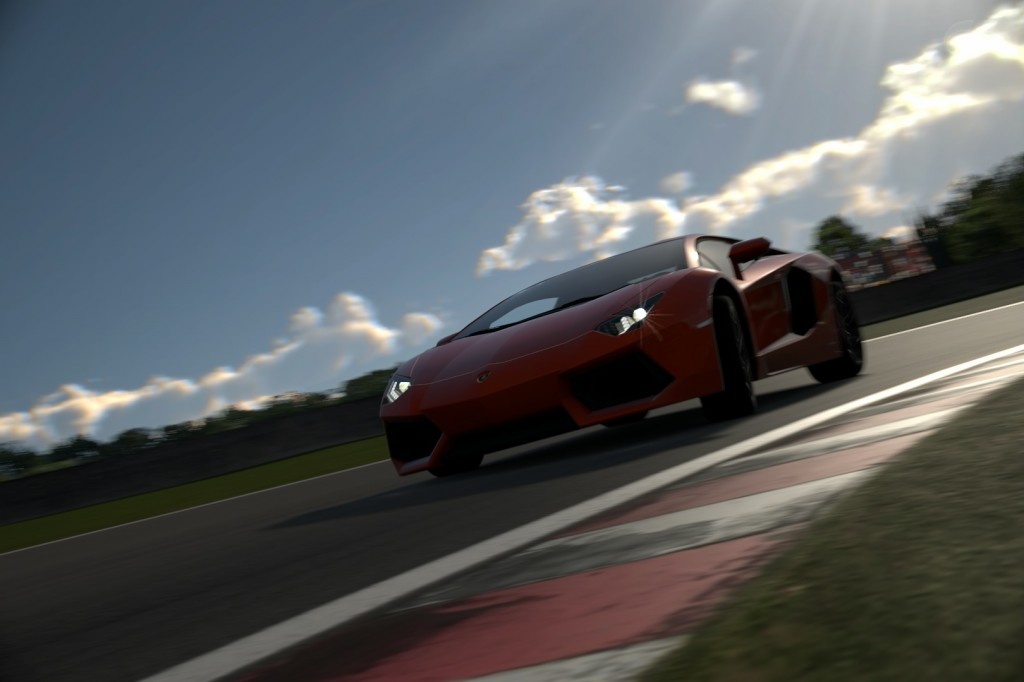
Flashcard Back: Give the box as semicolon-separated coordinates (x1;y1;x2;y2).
383;375;413;404
597;293;664;336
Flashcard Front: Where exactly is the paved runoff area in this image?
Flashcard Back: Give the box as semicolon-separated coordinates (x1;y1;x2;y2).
230;350;1024;682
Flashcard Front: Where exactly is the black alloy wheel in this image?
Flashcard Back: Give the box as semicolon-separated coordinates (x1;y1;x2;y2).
809;280;864;383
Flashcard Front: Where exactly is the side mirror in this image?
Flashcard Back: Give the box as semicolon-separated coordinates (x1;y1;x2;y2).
728;237;771;279
435;332;457;347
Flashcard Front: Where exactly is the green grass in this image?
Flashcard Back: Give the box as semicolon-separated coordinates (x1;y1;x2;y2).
0;436;388;555
642;376;1024;682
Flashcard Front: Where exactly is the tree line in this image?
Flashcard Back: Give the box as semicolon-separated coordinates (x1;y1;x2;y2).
0;367;397;480
812;152;1024;265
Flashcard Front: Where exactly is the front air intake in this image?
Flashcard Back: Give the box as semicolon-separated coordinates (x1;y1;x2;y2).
385;418;443;465
444;408;578;462
569;352;673;411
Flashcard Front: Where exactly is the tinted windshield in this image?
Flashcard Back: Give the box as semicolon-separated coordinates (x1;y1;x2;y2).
457;238;687;337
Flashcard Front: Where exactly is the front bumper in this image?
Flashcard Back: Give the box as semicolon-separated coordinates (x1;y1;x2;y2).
381;311;720;475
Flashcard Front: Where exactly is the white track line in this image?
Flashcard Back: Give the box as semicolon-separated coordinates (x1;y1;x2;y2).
141;343;1024;682
698;409;960;479
6;300;1019;560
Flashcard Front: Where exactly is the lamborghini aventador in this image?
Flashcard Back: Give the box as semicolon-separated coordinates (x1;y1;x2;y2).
380;235;862;476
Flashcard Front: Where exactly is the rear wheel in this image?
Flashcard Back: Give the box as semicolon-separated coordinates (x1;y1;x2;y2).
701;296;756;422
428;453;484;477
809;281;863;383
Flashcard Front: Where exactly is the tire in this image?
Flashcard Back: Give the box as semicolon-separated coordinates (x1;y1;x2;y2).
428;453;484;477
700;296;757;422
809;281;864;383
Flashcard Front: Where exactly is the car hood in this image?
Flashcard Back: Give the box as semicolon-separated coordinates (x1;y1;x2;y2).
406;283;656;385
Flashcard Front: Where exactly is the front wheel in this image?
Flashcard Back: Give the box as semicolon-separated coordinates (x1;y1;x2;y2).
808;281;863;383
701;296;757;422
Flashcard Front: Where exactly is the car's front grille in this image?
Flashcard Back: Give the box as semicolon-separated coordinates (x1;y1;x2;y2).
568;351;673;411
385;418;443;465
444;409;578;462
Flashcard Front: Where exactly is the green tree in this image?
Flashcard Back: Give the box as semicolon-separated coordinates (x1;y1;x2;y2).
197;407;257;435
100;427;157;458
933;155;1024;263
0;442;34;478
868;236;893;252
160;421;197;444
914;211;951;268
48;435;101;463
811;216;870;257
342;367;398;401
298;391;334;408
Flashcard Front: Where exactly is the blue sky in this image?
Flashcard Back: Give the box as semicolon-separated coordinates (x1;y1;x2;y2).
2;0;1022;447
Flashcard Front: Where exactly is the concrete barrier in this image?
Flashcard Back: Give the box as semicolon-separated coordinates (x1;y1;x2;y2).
0;398;384;525
850;249;1024;325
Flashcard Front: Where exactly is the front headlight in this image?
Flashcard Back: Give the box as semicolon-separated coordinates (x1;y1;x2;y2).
383;374;413;404
596;292;664;336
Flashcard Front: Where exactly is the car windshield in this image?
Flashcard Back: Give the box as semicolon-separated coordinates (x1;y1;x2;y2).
457;238;688;338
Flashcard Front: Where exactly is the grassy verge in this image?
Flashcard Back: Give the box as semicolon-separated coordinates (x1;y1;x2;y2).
0;436;388;554
642;376;1024;682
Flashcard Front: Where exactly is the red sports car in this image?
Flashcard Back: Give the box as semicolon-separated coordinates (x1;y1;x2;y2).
381;235;862;476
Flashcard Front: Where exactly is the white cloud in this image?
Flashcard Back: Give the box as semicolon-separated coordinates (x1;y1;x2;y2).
683;138;868;230
288;306;322;334
400;312;445;347
842;184;908;217
659;171;693;194
684;44;761;115
685;78;760;115
0;293;443;449
476;176;685;276
478;5;1024;272
883;225;917;243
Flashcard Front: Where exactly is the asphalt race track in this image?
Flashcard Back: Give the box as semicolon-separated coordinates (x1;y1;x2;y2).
1;304;1021;682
